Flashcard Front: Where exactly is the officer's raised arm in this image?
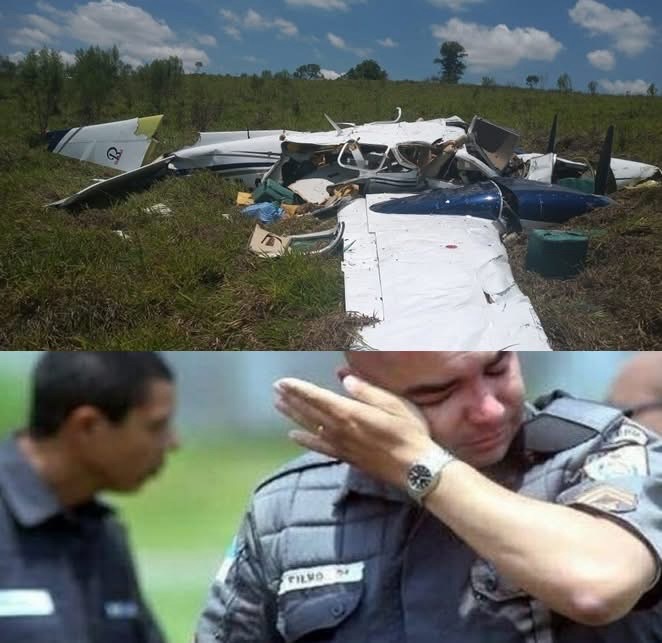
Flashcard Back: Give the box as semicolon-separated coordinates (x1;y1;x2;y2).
274;352;661;628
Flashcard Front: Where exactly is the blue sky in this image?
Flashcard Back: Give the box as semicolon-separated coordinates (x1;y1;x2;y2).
1;0;660;94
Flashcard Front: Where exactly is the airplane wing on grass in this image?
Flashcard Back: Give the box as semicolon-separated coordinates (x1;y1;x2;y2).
340;195;551;350
47;155;173;208
46;115;163;173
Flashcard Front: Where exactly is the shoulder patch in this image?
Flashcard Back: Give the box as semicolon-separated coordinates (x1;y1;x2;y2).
583;445;649;481
255;452;341;493
562;483;638;513
605;419;649;447
215;536;239;584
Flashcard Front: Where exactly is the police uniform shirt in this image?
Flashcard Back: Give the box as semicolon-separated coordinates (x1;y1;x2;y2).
196;398;662;643
0;434;165;643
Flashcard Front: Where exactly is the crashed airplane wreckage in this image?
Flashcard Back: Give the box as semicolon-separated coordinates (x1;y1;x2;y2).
46;108;470;207
41;110;658;349
46;109;659;210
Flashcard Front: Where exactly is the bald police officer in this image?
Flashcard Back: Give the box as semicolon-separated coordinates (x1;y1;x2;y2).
197;351;662;642
0;352;179;643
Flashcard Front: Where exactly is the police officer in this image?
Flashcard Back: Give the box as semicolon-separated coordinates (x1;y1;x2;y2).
0;352;179;643
196;351;662;642
609;352;662;434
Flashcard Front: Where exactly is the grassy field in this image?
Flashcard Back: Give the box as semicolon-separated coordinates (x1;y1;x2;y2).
1;75;661;348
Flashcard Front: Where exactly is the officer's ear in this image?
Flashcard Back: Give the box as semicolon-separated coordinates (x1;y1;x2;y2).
60;406;109;445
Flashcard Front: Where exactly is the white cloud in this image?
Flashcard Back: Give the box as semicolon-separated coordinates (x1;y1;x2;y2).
219;8;299;39
327;32;371;57
35;1;62;16
223;26;242;41
59;50;76;65
377;37;398;48
273;18;299;37
569;0;654;56
285;0;361;10
320;68;342;79
599;78;650;95
219;9;240;22
10;1;211;70
427;0;485;11
431;18;562;71
195;34;217;47
8;51;25;63
25;13;62;38
587;49;614;71
9;27;52;48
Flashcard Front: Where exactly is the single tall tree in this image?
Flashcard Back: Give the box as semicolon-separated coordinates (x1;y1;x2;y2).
525;74;540;89
434;41;467;84
557;72;573;93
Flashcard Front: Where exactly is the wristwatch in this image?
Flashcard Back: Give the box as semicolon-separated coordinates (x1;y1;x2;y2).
406;445;456;504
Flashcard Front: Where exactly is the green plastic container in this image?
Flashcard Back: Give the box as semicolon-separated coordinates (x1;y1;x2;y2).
253;179;297;205
525;229;589;278
557;177;595;194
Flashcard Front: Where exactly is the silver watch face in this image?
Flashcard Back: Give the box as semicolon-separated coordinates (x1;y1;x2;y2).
408;463;433;492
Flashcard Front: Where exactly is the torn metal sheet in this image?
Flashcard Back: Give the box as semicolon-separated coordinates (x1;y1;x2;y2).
47;155;173;208
339;195;550;350
249;223;344;257
264;117;469;193
47;115;163;172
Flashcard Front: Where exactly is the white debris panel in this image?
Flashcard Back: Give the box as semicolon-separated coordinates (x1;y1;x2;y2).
340;195;551;350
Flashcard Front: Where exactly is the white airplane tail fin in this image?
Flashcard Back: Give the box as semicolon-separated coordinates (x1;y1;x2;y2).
46;114;163;173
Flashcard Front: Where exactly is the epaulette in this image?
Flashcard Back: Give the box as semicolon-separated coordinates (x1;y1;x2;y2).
524;390;624;454
255;451;342;493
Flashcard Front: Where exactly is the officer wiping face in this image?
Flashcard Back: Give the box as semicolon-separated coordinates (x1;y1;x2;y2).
197;351;662;643
343;351;525;467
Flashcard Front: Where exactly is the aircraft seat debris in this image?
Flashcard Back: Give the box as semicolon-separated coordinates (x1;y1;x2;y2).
253;179;298;205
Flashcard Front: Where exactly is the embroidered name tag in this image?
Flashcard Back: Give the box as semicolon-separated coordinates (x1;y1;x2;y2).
279;562;364;595
0;590;55;617
104;601;139;619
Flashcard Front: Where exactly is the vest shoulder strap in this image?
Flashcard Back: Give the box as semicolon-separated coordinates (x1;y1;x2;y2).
524;391;624;453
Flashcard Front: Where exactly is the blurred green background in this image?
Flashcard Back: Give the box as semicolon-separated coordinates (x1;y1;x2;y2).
0;351;636;642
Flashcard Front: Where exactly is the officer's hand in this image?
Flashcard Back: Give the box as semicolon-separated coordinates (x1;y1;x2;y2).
274;375;436;488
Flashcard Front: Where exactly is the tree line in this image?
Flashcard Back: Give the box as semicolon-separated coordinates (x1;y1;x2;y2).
1;43;657;135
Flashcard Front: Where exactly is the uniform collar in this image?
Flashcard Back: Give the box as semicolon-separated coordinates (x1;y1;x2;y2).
0;433;112;528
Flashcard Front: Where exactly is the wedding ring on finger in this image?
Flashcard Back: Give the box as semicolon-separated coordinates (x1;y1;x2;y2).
316;424;325;436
